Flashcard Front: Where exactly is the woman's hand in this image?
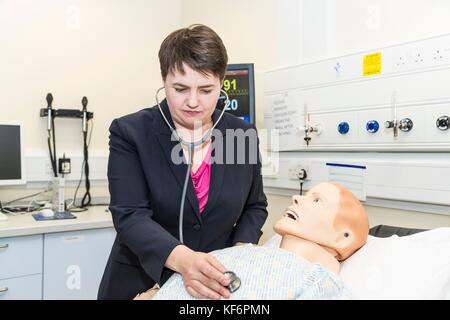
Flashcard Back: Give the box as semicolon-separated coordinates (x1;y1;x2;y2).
166;245;231;300
134;287;160;300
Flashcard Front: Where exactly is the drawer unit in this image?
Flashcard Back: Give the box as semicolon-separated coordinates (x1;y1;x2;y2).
0;234;43;280
0;274;42;300
43;228;115;299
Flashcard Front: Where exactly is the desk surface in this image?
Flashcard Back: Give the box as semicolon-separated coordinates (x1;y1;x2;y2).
0;206;113;238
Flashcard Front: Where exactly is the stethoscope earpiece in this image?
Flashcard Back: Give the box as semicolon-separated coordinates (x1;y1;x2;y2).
156;87;229;148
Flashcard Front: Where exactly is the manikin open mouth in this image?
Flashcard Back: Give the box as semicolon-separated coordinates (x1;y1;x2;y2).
284;209;300;221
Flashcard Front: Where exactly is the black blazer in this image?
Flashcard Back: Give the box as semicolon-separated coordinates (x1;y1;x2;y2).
98;100;268;299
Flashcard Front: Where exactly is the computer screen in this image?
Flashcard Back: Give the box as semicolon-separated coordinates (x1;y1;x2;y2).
0;123;25;185
218;63;255;124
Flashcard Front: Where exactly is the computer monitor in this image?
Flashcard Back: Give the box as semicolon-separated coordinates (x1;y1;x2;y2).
0;123;26;186
219;63;255;124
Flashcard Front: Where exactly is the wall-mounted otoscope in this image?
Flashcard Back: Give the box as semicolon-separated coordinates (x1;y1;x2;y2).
46;93;53;131
40;93;94;121
40;93;94;210
82;96;88;133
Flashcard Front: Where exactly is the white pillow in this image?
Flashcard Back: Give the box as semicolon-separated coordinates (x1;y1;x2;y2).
263;228;450;299
340;228;450;300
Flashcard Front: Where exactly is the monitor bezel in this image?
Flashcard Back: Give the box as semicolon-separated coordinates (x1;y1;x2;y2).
0;122;27;186
224;63;255;124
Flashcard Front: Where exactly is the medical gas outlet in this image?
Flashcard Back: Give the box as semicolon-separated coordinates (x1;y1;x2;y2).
384;119;398;137
301;104;322;146
398;118;413;132
436;115;450;131
299;124;322;146
385;117;413;137
338;122;350;134
366;120;380;133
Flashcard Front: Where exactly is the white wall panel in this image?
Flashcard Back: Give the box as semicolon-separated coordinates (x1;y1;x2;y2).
262;34;450;209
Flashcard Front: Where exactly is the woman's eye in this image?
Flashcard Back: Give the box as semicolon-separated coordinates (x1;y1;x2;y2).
313;198;321;204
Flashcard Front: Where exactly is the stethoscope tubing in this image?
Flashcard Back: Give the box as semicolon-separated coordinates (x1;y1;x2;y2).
156;86;229;243
156;87;240;293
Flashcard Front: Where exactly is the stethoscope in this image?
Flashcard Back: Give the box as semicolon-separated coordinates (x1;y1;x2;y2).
156;86;241;294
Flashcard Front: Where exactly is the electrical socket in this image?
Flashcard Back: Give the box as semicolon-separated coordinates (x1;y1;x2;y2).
396;55;407;67
288;165;309;180
413;52;424;63
432;49;444;61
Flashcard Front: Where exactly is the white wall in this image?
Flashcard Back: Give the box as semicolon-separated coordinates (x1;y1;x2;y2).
278;0;450;65
329;0;450;59
1;0;183;150
0;0;182;201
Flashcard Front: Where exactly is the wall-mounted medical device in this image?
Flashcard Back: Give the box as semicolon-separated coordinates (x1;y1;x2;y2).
436;115;449;131
40;94;93;126
264;34;450;152
218;64;256;124
298;104;322;145
263;33;450;212
39;93;94;212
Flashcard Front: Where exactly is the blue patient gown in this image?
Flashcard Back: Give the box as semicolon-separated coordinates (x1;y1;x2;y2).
153;244;350;300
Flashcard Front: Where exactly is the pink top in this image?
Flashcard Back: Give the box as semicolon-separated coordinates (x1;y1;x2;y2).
190;147;212;213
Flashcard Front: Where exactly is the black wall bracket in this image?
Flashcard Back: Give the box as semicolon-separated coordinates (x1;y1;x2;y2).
39;93;94;120
40;108;93;119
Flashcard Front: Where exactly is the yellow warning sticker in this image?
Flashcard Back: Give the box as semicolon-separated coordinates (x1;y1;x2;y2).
363;52;382;76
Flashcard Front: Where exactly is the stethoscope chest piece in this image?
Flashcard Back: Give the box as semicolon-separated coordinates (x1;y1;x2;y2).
223;271;241;293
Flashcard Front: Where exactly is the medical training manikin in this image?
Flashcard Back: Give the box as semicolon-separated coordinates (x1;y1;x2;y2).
136;182;369;300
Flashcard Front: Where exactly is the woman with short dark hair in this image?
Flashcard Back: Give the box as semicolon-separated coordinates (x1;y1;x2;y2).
98;24;268;300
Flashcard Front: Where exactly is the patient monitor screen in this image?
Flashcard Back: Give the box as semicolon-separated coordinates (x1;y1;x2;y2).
0;125;22;180
219;64;255;124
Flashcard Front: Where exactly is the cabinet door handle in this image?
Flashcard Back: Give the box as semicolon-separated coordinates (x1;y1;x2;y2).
0;244;9;249
0;287;8;293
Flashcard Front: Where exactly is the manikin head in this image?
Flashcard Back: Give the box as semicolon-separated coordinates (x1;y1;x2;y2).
273;182;369;261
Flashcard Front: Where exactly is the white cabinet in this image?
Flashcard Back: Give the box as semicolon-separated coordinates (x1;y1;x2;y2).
0;228;115;300
0;275;42;300
43;228;115;300
0;234;43;300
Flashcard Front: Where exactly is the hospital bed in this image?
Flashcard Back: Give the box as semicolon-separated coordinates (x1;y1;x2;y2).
368;224;427;237
338;224;450;300
152;224;449;300
262;224;450;300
